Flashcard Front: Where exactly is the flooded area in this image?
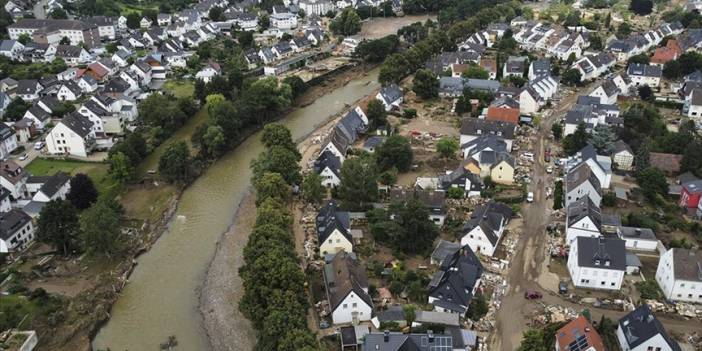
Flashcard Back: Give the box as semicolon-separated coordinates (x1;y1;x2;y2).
92;68;380;351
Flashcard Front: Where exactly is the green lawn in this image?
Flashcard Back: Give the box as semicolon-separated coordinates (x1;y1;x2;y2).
162;80;195;99
24;159;119;197
117;1;158;15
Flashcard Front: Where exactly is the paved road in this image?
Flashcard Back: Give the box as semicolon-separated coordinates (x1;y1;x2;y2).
33;0;46;19
489;78;702;350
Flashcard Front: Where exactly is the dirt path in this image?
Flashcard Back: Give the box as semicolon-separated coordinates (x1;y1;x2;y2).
199;192;257;351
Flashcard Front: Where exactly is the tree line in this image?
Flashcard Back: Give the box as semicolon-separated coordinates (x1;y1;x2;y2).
239;124;318;351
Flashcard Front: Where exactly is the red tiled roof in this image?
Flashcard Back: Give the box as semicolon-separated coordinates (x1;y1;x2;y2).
555;315;605;351
651;47;678;65
479;57;497;73
649;152;683;173
486;106;520;124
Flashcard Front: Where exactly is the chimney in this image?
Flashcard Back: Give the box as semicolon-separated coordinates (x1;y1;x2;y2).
384;330;390;342
635;228;641;236
427;330;434;343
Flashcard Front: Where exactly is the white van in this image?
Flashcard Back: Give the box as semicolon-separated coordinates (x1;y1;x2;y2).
527;192;534;203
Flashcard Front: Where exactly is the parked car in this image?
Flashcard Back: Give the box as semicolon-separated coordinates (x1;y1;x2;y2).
559;281;568;294
522;152;534;162
546;166;553;174
527;192;534;203
524;290;543;299
544;148;551;162
34;141;45;150
18;153;28;161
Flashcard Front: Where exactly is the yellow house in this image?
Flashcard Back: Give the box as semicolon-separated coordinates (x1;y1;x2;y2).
490;159;515;185
317;202;353;257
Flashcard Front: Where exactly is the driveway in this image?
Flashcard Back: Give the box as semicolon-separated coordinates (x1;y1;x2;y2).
13;142;41;167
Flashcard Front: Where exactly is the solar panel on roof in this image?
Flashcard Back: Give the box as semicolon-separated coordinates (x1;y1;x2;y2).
568;334;590;351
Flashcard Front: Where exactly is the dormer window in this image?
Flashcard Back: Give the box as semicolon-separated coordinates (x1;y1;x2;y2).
595;259;600;266
604;260;610;267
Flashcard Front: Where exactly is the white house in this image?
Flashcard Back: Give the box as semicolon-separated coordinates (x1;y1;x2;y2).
618;226;658;252
564;144;612;189
460;201;512;257
656;248;702;304
0;39;24;60
324;251;373;325
56;80;82;101
375;84;403;111
573;52;616;81
617;304;681;351
565;162;602;208
613;140;634;171
316;202;353;256
270;12;297;30
30;172;70;202
195;60;222;83
0;209;35;253
140;17;153;29
0;123;17;161
565;197;602;245
589;79;619;105
46;113;95;157
0;160;28;201
518;75;558;114
567;236;626;290
313;150;341;187
627;63;662;88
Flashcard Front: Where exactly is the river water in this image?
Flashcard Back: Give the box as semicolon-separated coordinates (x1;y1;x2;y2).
92;68;380;351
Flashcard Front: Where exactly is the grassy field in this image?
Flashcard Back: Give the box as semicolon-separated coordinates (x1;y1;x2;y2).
117;2;158;15
162;80;195;99
25;159;118;196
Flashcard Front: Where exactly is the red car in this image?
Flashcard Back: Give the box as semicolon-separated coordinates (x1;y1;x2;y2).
524;290;543;299
544;148;551;162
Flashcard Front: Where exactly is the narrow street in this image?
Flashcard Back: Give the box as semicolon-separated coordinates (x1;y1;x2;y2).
490;79;702;350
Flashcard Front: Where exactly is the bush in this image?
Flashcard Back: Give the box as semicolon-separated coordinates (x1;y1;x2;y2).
447;187;464;199
602;192;617;207
635;280;663;300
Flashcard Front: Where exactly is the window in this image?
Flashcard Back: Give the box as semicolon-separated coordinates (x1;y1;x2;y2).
352;303;357;308
343;304;347;309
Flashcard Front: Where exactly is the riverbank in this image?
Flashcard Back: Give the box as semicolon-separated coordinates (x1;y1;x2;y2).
198;64;379;351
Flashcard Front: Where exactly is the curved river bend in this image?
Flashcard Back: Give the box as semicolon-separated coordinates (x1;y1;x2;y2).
92;68;380;351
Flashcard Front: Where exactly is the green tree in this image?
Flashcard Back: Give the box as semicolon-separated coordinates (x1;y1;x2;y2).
37;200;80;256
375;135;413;172
412;68;439;99
108;152;135;183
254;172;290;205
17;33;31;45
259;14;270;30
461;64;489;79
436;137;459;158
200;124;226;159
261;123;299;155
554;180;564;210
208;6;223;21
403;304;417;331
617;22;632;38
551;123;563;140
467;294;489;321
282;76;308;99
126;12;141;29
517;329;548;351
301;172;325;203
3;98;29;122
278;329;317;351
635;141;650;173
158;141;192;184
48;8;68;19
388;198;438;254
562;123;589;155
80;199;122;257
629;0;653;15
251;146;302;185
338;157;378;210
366;99;387;128
628;53;650;65
589;124;616;154
636;167;668;200
638;85;654;101
561;68;582;86
66;173;98;210
330;8;362;35
240;77;292;125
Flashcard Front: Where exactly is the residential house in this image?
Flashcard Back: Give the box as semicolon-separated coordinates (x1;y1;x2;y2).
270;12;297;30
651;40;682;66
15;79;41;102
438;163;483;197
112;49;132;67
573;52;617;81
84;59;115;80
564;96;620;136
140;17;153;29
85;16;116;40
7;19;100;48
567;236;626;290
616;304;682;351
459;118;516;151
375;84;403;111
157;13;172;26
23;106;51;130
45;112;95;157
613;140;634;171
0;160;28;200
485;96;520;125
323;251;373;325
656;248;702;304
685;88;702;123
305;28;324;45
479;57;497;79
518;75;558;114
290;36;311;52
589;79;620;105
618;226;658;252
627;63;662;88
362;331;453;351
565;162;603;208
13;117;35;143
0;209;34;253
555;315;605;351
680;179;702;213
314;149;342;187
428;246;483;315
56;80;82;101
461;134;515;184
564;144;612;189
528;58;550;80
29;171;70;202
316;201;353;256
77;75;98;93
0;124;17;160
0;92;10;117
0;40;24;60
130;61;153;86
195;60;222;83
460;201;512;257
566;197;602;244
503;56;526;78
318;127;350;163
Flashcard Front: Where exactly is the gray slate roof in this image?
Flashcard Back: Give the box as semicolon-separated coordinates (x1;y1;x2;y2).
575;236;626;271
618;304;681;351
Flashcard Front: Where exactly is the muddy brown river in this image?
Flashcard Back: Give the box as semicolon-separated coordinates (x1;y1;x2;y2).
92;68;380;351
